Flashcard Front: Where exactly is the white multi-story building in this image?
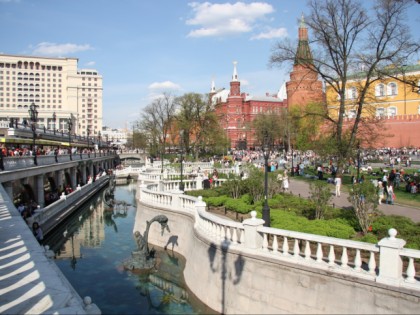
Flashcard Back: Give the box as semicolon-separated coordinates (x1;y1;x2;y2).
0;54;103;136
101;126;128;147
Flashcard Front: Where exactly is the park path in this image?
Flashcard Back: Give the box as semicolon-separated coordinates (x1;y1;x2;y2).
288;178;420;223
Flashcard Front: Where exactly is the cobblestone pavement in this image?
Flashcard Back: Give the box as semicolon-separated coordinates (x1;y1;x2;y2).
288;177;420;223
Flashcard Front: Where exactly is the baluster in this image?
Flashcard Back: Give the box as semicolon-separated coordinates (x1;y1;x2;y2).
272;235;279;254
405;257;416;283
239;228;245;244
282;236;289;256
226;226;232;241
328;245;335;266
368;251;376;274
262;233;269;251
304;240;311;260
231;227;238;244
354;249;362;271
316;243;323;263
293;239;300;257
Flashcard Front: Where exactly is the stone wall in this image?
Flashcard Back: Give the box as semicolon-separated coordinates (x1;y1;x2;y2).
135;200;420;314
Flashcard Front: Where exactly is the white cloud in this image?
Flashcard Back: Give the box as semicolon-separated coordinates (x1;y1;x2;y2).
30;42;93;56
250;27;288;40
0;0;21;3
85;61;96;67
148;81;182;91
186;2;274;38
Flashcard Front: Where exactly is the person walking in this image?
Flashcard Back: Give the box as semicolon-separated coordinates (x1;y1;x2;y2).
334;175;342;197
282;169;289;192
378;181;385;205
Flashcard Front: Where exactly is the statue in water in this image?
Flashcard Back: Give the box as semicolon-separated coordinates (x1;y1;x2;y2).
124;215;170;271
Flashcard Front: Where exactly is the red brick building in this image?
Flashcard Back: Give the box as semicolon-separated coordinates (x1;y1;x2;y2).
211;15;323;149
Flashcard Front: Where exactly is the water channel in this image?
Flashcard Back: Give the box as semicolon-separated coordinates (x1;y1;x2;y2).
44;181;217;315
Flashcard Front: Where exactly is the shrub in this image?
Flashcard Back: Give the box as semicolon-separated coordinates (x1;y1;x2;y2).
204;196;229;207
224;198;253;214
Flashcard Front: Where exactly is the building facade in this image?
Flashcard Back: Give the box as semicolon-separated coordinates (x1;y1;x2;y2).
326;64;420;147
211;61;287;149
211;15;323;149
0;54;103;137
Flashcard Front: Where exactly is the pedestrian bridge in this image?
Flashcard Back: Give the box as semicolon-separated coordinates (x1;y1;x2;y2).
135;163;420;314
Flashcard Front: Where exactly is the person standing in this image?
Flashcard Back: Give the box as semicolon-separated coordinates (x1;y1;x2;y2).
32;222;43;243
386;181;394;205
378;181;385;205
334;175;342;197
282;169;289;193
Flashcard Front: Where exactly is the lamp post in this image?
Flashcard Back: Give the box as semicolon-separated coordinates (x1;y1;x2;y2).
262;132;271;227
28;103;38;165
179;130;184;191
68;118;73;160
52;112;56;135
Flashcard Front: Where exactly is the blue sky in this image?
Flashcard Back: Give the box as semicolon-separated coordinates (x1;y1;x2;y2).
1;0;419;129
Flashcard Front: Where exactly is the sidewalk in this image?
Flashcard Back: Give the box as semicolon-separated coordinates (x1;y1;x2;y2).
289;178;420;223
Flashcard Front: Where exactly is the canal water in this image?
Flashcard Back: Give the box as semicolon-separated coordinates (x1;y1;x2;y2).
44;181;217;315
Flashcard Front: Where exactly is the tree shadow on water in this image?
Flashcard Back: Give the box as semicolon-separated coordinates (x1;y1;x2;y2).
208;240;245;314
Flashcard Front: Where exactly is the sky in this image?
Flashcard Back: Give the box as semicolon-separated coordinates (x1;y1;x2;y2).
1;0;419;129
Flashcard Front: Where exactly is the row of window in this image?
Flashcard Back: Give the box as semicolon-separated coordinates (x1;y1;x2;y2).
346;105;420;118
0;62;63;71
341;81;420;100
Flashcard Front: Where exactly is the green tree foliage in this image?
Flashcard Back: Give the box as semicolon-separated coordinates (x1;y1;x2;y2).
348;181;380;235
252;110;287;148
175;93;227;158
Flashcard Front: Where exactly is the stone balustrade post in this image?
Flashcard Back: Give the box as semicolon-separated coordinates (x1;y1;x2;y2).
194;196;206;228
172;190;184;209
196;175;203;190
377;228;406;286
242;211;265;249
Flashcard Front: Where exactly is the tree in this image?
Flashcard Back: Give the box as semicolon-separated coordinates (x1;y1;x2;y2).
309;181;333;219
176;93;226;159
139;92;177;163
270;0;420;170
348;181;380;234
252;110;287;148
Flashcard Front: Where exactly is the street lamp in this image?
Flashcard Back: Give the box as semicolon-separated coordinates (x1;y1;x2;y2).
262;132;271;227
52;112;56;135
68;118;73;160
28;103;38;165
179;130;184;191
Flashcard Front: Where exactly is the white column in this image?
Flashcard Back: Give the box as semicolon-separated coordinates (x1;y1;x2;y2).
377;228;406;286
242;211;265;249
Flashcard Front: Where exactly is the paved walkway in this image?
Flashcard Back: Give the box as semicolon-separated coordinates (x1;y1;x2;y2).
0;185;95;314
288;178;420;223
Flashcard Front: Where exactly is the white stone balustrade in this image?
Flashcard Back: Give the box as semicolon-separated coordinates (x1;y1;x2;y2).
138;180;420;292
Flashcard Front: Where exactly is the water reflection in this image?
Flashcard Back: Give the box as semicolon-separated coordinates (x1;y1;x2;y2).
44;182;217;315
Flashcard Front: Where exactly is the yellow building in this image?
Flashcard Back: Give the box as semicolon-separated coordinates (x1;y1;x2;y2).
325;63;420;147
326;63;420;119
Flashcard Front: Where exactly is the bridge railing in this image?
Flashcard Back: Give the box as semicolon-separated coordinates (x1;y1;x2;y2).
138;181;420;291
28;174;109;230
1;151;116;171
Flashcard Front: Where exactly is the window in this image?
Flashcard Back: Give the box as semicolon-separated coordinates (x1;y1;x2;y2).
387;82;397;96
375;84;385;97
348;87;357;99
376;107;385;117
387;107;397;117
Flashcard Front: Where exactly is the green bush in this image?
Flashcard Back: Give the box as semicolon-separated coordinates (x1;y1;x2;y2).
371;215;420;249
240;194;253;205
224;198;253;214
355;233;379;244
204;196;229;207
186;189;220;198
268;210;355;239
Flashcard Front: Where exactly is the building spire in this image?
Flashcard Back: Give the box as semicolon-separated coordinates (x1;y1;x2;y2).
211;77;216;93
232;61;238;82
295;14;313;66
